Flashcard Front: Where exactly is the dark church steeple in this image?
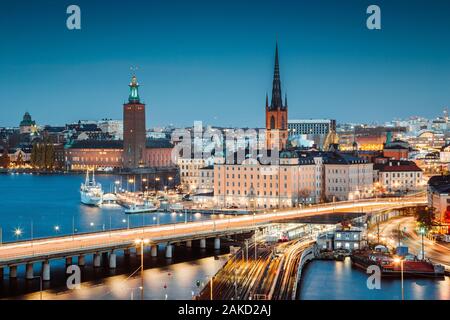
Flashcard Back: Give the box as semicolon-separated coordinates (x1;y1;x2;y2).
270;43;283;110
265;43;288;151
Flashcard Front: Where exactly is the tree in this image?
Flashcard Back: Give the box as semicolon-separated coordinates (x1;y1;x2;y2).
16;151;24;167
416;206;436;232
0;149;10;168
31;142;38;168
45;142;55;170
298;189;311;204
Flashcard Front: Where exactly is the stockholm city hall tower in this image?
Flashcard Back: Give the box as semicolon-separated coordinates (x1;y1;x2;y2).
123;75;146;169
265;43;288;150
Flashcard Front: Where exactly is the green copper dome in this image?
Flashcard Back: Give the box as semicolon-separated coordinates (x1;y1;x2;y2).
128;75;140;103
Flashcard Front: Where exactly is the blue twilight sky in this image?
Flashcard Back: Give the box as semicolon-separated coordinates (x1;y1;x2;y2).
0;0;449;128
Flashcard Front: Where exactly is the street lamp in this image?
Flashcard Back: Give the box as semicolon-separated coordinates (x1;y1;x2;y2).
14;227;23;240
54;225;60;233
393;257;404;300
419;227;426;260
135;238;150;300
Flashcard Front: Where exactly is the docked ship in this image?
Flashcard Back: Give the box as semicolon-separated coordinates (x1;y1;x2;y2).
351;250;445;278
80;170;104;206
124;200;158;214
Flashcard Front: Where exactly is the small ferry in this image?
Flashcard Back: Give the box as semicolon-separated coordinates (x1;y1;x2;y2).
80;170;103;206
169;203;184;211
124;200;158;214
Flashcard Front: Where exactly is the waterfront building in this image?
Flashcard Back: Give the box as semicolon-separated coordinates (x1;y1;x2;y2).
178;156;218;193
213;155;309;209
65;140;124;170
65;138;174;171
427;175;450;227
265;44;288;151
212;150;372;209
7;144;32;165
374;160;424;193
145;139;174;168
334;228;365;251
123;75;146;169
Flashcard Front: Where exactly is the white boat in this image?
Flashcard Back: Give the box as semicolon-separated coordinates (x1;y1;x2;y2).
80;170;103;206
100;193;120;207
124;200;158;214
169;203;184;211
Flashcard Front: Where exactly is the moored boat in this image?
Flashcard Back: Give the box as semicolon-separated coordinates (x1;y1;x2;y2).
124;200;158;214
80;170;103;206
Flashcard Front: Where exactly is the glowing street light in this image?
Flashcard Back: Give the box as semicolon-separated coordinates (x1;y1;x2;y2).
419;227;426;260
393;257;404;300
54;225;60;232
14;227;22;239
135;238;150;300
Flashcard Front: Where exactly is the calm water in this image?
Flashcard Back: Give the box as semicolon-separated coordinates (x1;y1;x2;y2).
299;259;450;300
0;173;211;243
0;173;232;299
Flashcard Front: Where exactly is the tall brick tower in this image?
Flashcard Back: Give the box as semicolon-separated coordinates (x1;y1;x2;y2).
123;75;146;168
265;43;288;150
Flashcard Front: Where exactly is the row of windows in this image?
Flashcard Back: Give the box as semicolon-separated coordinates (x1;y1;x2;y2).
71;157;120;162
384;180;420;185
224;166;289;172
383;172;421;178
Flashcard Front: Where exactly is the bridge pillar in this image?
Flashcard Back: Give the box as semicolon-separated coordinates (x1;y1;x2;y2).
93;253;101;268
186;240;192;248
0;267;3;279
199;238;206;249
124;248;131;256
78;255;85;267
214;237;220;250
165;244;173;259
151;245;158;257
109;252;116;269
65;257;73;266
25;263;34;280
9;266;17;279
42;261;50;281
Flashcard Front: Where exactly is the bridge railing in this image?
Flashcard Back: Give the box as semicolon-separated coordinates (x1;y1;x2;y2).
0;198;426;263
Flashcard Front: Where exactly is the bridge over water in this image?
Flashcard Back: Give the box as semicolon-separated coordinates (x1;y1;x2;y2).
0;197;425;281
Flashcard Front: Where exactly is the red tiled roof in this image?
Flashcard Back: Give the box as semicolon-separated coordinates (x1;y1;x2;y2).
380;165;422;172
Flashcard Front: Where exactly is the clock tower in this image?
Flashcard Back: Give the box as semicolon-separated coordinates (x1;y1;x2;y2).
123;75;146;169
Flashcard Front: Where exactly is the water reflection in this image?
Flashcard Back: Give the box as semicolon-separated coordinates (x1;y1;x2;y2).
299;259;450;300
19;256;228;300
0;174;213;242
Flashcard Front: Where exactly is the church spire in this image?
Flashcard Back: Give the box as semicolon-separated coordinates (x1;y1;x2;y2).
128;75;140;103
270;42;283;110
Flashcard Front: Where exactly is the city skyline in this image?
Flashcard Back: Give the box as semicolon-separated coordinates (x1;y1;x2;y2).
1;0;450;128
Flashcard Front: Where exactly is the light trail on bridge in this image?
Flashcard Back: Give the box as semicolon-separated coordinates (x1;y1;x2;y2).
0;197;425;265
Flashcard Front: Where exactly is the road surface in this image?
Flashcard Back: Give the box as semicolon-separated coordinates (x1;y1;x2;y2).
0;198;424;265
372;215;450;269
